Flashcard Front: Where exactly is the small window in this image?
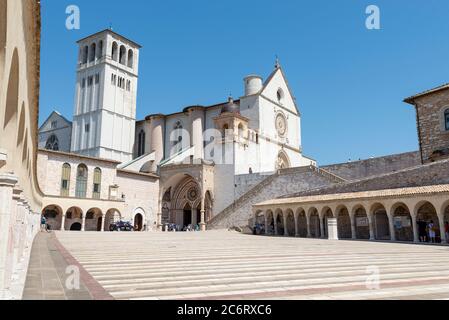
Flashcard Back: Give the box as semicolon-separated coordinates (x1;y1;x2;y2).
81;78;86;88
61;163;71;197
51;121;57;129
95;73;100;84
87;76;93;86
85;123;90;133
445;109;449;131
277;88;284;104
92;168;102;199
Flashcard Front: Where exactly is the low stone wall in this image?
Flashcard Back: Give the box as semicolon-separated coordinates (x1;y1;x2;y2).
321;151;421;181
288;158;449;198
208;167;340;229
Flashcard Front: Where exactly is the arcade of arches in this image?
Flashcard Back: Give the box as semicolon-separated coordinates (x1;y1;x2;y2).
254;185;449;244
42;205;124;232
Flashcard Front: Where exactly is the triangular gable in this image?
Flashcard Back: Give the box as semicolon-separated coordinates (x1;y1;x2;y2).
261;67;300;115
39;111;72;132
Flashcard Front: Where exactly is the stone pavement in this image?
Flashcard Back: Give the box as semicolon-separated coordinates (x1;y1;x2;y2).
50;230;449;300
22;232;102;300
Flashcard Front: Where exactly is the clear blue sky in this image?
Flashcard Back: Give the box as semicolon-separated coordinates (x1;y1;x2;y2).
39;0;449;165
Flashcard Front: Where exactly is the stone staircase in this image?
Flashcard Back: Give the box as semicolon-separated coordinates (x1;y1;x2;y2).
208;166;347;230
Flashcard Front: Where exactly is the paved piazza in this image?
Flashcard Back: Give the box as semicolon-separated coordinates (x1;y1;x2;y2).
23;231;448;300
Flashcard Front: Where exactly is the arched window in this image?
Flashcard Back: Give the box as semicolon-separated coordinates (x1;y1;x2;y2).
111;42;118;61
89;43;96;62
61;163;71;197
127;49;134;68
445;109;449;131
173;121;183;147
92;168;101;199
45;135;59;151
238;123;244;138
137;130;146;157
82;46;88;64
119;45;127;65
97;40;103;59
75;164;88;198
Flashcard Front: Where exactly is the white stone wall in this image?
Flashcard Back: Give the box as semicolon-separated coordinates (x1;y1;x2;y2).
37;150;118;199
116;171;159;227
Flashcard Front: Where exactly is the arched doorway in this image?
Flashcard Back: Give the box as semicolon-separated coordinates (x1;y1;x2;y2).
372;204;390;240
70;223;82;231
354;207;369;240
134;213;143;231
309;208;320;238
286;210;295;236
275;210;284;235
337;207;352;239
416;202;440;243
297;209;307;238
392;204;413;242
104;209;121;231
85;208;102;232
65;207;83;231
42;205;63;231
183;203;192;228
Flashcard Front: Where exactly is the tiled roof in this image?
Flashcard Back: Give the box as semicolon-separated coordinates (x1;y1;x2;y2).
255;184;449;207
404;83;449;104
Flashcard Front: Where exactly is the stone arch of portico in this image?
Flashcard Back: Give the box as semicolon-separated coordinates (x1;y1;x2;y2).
133;207;146;231
85;208;103;232
351;204;369;240
307;207;320;238
414;201;441;241
335;205;351;239
369;203;391;241
285;208;295;237
42;205;63;231
390;202;413;242
321;207;334;238
296;208;307;238
104;208;122;231
274;208;284;236
65;207;83;231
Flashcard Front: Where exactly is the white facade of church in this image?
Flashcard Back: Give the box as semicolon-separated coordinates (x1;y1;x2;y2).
38;29;315;232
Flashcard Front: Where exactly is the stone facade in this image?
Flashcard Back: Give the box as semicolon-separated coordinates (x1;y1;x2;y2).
37;149;159;232
0;0;43;299
405;86;449;163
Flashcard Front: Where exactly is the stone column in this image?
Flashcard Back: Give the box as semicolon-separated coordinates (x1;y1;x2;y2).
200;197;206;232
100;214;105;232
0;173;18;298
388;213;396;242
306;216;311;238
368;215;375;241
319;217;325;239
438;214;446;243
81;215;86;232
283;214;288;237
350;215;356;240
157;212;162;231
411;215;419;243
61;214;66;231
294;214;299;237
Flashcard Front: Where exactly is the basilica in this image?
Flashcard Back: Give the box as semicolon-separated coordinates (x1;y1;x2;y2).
38;29;314;232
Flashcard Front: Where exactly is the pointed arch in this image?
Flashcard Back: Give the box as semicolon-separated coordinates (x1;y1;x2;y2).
127;49;134;68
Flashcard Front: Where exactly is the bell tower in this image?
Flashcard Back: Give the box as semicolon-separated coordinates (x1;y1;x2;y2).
70;29;141;163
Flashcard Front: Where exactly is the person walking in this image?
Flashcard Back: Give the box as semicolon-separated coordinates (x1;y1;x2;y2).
428;220;436;244
40;215;47;232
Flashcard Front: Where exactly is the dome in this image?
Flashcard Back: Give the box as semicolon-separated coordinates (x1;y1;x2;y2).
221;96;240;114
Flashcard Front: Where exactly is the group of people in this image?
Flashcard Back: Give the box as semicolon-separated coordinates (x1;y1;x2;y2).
416;219;449;244
165;223;201;232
